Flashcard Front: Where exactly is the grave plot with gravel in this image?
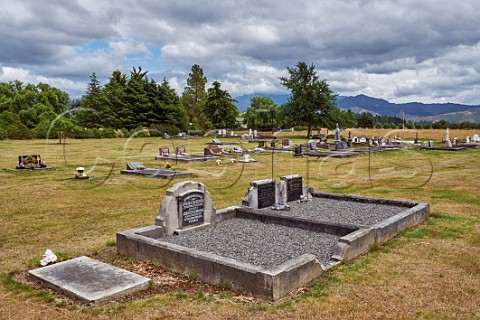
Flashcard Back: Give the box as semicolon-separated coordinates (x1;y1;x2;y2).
163;218;341;268
265;197;408;226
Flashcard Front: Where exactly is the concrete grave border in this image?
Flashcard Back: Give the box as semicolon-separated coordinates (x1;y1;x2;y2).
117;185;429;301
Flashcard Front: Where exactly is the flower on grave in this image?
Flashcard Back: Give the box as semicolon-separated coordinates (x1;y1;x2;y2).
215;159;221;165
164;162;172;169
40;249;57;266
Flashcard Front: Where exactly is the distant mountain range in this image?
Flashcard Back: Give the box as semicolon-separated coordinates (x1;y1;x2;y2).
233;93;480;123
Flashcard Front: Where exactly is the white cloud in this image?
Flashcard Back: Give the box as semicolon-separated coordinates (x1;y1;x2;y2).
1;0;480;104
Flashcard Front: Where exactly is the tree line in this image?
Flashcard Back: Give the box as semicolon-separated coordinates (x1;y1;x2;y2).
1;61;476;140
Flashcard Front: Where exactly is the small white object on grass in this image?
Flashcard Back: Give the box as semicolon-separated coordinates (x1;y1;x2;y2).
40;249;57;266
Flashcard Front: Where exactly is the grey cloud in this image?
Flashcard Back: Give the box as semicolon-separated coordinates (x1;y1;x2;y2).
1;0;480;103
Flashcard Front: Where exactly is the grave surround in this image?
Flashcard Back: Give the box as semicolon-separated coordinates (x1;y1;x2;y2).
117;178;429;301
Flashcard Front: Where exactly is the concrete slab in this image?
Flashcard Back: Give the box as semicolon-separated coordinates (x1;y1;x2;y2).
28;256;150;304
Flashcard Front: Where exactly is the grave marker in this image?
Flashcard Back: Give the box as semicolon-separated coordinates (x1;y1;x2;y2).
159;147;170;156
257;182;276;208
277;175;307;203
176;146;186;155
155;181;215;235
179;191;204;227
242;179;276;209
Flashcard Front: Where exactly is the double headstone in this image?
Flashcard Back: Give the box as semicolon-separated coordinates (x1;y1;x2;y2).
242;175;307;209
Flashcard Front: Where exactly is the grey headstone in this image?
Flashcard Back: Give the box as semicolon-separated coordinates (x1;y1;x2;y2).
28;256;150;304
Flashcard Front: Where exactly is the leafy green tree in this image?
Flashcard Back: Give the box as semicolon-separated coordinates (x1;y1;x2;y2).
279;62;338;138
356;112;375;128
205;81;239;129
77;72;105;128
102;70;128;129
244;96;283;132
181;65;209;129
323;108;357;130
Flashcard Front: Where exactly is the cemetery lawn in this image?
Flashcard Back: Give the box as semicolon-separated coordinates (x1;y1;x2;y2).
0;129;479;319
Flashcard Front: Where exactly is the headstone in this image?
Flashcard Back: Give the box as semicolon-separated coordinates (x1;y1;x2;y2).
249;128;253;138
17;154;47;169
293;145;302;157
126;162;145;170
257;181;276;209
163;133;170;139
352;136;359;143
454;138;459;146
179;191;204;227
258;141;265;148
159;147;170;157
446;139;453;147
28;256;150;304
429;141;434;147
359;137;367;143
473;134;479;142
278;175;306;203
282;138;290;147
386;137;391;145
270;140;276;148
222;129;227;136
176;146;186;155
212;138;222;144
155;181;215;235
230;131;234;137
254;130;258;139
242;179;276;209
335;123;341;141
309;141;317;150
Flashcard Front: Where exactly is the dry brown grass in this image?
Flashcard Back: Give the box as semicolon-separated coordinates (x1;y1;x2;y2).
0;130;479;319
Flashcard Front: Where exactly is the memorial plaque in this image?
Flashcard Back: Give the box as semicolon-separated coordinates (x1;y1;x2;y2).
257;182;275;209
286;177;303;202
180;191;204;227
176;146;186;155
160;147;170;156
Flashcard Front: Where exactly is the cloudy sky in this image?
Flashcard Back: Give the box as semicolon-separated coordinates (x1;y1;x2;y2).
1;0;480;104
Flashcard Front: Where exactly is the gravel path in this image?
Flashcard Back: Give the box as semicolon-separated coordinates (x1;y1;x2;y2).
267;197;407;226
164;218;340;268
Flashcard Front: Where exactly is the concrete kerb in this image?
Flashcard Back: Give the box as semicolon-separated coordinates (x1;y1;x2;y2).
117;224;323;301
117;189;430;301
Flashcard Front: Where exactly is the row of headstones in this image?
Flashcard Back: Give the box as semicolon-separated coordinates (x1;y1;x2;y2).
155;176;307;236
242;175;307;209
466;134;480;143
159;146;186;156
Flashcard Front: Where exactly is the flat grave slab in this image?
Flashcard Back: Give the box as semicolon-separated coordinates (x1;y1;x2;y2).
155;155;219;162
28;256;150;304
121;168;192;179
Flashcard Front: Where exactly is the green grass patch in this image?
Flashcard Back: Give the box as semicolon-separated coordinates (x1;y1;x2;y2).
1;272;55;303
105;239;116;247
304;274;339;299
432;189;480;206
173;291;189;300
404;212;476;240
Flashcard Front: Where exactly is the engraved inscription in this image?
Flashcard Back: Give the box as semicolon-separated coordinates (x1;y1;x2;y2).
257;183;275;209
181;192;204;227
287;177;303;202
